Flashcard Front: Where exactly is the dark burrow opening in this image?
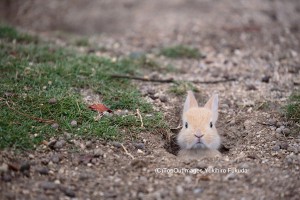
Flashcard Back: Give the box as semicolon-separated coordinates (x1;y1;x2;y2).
163;127;231;156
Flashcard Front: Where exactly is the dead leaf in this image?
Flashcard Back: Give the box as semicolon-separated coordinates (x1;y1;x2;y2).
88;103;112;113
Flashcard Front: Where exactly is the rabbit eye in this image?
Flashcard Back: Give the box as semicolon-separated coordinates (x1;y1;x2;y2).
185;122;188;128
210;122;213;128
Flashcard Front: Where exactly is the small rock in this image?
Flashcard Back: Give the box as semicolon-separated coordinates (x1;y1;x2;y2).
41;158;49;165
93;149;104;157
184;176;192;183
63;132;72;140
48;139;57;149
225;173;236;180
37;167;49;175
275;127;282;134
282;128;291;134
60;187;76;198
137;149;144;154
176;185;184;195
129;51;144;59
288;146;298;153
20;162;30;173
246;84;257;91
280;142;289;150
276;121;283;127
51;123;59;129
193;188;203;194
133;143;145;150
54;140;66;149
51;155;60;163
48;98;57;104
268;119;277;126
91;158;98;164
111;141;122;148
70;120;77;127
159;95;168;102
147;88;155;95
40;181;56;190
85;141;92;149
261;75;271;83
272;145;280;151
0;163;8;172
2;173;12;182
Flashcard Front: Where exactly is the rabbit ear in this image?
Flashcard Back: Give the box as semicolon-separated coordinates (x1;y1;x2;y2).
183;91;198;114
204;94;219;122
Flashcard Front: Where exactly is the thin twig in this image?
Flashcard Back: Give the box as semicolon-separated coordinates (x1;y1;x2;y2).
257;121;274;126
136;109;144;128
1;99;55;124
110;74;236;84
121;143;135;160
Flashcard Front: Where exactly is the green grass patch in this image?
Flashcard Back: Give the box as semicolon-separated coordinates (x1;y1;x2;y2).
168;81;198;96
0;25;167;149
284;92;300;123
74;38;89;47
160;45;201;59
0;24;38;43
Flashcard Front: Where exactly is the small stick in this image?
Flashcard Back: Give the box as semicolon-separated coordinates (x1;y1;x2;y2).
121;143;135;159
111;74;236;84
136;109;144;128
257;121;274;126
2;99;55;124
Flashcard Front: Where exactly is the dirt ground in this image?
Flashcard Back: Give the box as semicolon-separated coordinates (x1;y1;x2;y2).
1;0;300;199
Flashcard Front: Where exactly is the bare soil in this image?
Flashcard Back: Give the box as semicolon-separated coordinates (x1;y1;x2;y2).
1;0;300;199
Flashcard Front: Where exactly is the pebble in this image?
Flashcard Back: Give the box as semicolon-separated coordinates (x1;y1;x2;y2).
280;142;289;150
282;128;290;134
51;123;59;129
60;187;76;198
0;163;8;172
93;149;104;157
70;120;77;127
261;75;271;83
133;143;145;150
63;132;72;140
276;121;283;127
48;98;57;104
20;162;31;172
184;176;192;183
147;88;156;95
176;185;184;195
85;141;92;149
111;141;122;148
225;173;236;180
159;95;168;102
246;84;257;91
40;181;57;190
137;149;144;154
51;155;60;163
41;158;49;165
48;139;57;149
193;188;203;194
2;173;12;182
268;119;277;126
37;167;49;175
272;145;280;151
288;146;298;154
54;140;66;149
275;128;282;134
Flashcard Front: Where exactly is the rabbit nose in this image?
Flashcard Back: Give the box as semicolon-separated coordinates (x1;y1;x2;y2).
194;131;203;138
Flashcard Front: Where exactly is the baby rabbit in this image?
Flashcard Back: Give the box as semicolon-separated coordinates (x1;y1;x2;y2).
177;91;221;160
